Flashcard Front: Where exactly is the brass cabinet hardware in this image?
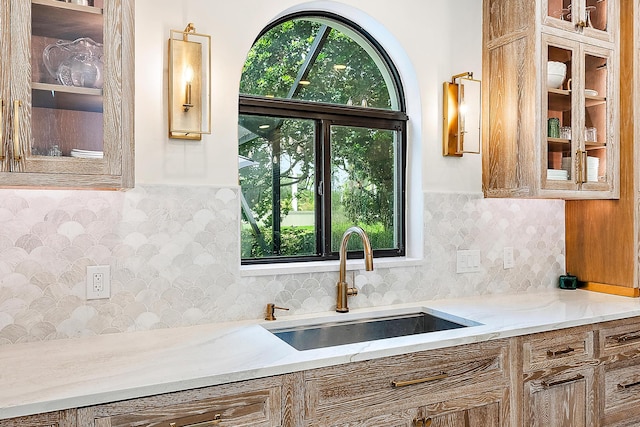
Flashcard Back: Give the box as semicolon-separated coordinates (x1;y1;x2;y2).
168;413;221;427
576;20;587;29
617;380;640;390
0;98;4;160
542;374;584;389
264;303;289;321
391;372;448;388
614;332;640;343
13;100;21;160
547;346;575;357
413;417;433;427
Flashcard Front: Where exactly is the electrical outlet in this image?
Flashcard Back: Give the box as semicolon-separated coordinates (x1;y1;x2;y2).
503;247;515;269
86;265;111;300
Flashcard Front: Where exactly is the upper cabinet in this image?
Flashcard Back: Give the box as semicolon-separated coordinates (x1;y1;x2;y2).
482;0;619;199
0;0;133;190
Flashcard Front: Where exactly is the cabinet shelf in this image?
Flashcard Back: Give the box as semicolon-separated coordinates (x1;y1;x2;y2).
32;0;104;43
32;82;103;112
548;89;607;111
547;138;606;152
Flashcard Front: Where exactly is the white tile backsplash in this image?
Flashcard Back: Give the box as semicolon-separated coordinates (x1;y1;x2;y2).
0;186;564;345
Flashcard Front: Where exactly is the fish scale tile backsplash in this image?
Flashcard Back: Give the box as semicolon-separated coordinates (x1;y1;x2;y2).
0;186;564;345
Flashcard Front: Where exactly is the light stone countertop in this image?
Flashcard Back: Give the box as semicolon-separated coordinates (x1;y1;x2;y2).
3;288;640;420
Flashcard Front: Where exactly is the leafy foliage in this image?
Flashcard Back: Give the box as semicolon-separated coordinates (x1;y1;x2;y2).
239;17;400;258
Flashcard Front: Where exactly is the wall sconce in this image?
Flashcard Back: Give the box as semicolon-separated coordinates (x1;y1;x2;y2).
168;23;211;140
443;72;481;156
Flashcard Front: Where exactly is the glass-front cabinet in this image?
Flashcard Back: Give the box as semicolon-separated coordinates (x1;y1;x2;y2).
0;0;133;189
543;35;614;193
544;0;612;41
482;0;618;199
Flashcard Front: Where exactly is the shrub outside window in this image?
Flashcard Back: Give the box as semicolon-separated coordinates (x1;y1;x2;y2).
239;13;407;264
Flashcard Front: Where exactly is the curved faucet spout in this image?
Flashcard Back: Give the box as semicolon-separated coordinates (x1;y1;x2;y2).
336;226;374;313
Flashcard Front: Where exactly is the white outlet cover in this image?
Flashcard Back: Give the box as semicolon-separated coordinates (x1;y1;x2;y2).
86;265;111;300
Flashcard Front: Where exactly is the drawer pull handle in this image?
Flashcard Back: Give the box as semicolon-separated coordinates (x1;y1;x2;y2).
615;333;640;343
0;98;4;160
618;380;640;390
392;372;448;388
542;374;584;389
169;414;222;427
413;417;433;427
547;347;575;357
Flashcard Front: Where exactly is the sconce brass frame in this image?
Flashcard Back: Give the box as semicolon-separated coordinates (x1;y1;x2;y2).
168;23;211;140
443;72;481;156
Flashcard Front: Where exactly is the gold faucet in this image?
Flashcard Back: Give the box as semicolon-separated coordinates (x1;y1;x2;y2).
336;226;374;313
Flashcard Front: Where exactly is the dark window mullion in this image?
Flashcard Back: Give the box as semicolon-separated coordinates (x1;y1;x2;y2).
320;120;333;258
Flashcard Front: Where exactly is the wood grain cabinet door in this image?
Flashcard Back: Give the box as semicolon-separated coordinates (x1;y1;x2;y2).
523;366;597;427
0;410;76;427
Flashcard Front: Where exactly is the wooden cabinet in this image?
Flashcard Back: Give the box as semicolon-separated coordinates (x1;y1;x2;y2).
518;327;599;426
0;410;76;427
482;0;619;199
77;376;290;427
15;318;640;426
598;319;640;425
564;0;638;296
0;0;133;189
302;339;511;426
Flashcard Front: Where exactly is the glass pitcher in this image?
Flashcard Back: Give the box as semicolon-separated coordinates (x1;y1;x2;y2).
43;37;104;89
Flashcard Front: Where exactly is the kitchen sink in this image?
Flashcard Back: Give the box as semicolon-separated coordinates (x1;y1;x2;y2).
267;311;479;351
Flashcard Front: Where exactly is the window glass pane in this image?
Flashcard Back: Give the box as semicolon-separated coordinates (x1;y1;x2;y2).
239;115;316;259
330;126;398;252
239;18;396;110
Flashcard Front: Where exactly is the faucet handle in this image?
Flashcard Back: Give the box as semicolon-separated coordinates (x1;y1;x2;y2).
265;303;289;321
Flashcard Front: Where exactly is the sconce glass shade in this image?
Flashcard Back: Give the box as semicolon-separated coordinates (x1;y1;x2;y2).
168;24;211;140
443;72;481;156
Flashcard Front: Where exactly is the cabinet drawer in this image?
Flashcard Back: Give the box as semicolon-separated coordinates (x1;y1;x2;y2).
603;361;640;413
599;320;640;358
303;340;509;424
82;377;283;427
521;327;594;372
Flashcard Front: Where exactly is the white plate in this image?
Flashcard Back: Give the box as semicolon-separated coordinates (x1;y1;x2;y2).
585;89;598;97
71;149;103;159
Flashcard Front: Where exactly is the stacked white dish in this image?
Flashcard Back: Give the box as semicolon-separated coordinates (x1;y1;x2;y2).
547;61;567;89
587;156;599;182
70;149;103;159
547;169;568;181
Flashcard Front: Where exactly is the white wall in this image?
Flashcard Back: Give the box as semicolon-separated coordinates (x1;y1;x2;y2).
134;0;483;193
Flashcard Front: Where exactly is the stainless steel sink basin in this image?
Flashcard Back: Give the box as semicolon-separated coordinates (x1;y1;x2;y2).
267;311;478;351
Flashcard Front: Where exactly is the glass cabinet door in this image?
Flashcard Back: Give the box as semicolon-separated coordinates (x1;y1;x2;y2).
545;41;576;190
543;35;614;194
26;0;106;174
580;46;611;190
544;0;612;42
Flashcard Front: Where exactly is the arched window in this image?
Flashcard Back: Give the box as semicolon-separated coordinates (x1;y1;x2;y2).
239;12;407;264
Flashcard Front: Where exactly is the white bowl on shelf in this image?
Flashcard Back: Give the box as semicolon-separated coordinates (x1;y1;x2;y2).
547;61;567;89
548;61;567;75
547;73;565;89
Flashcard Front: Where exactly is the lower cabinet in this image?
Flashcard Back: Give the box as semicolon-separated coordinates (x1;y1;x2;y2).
519;326;599;427
523;366;596;427
14;317;640;427
0;410;76;427
302;339;511;426
75;376;290;427
598;318;640;426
